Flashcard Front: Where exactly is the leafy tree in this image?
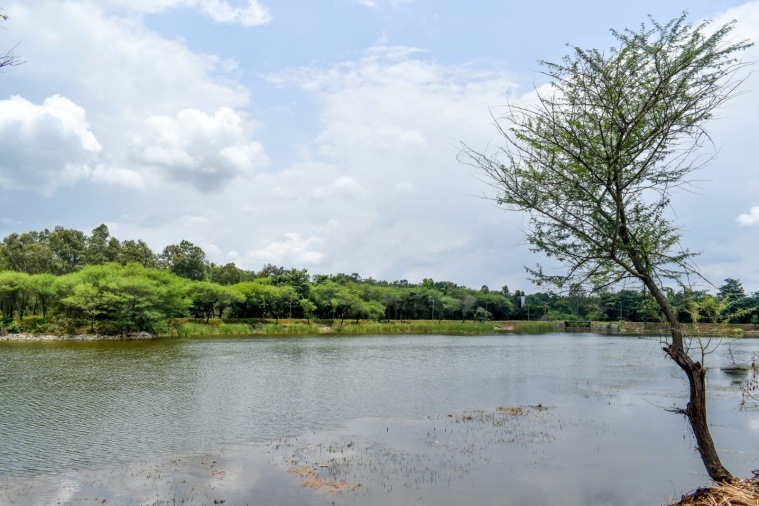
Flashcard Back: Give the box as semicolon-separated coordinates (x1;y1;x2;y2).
439;295;462;320
60;269;112;333
0;270;32;319
160;240;208;281
187;281;241;322
188;281;223;322
299;298;317;323
474;306;493;322
60;263;189;333
229;279;281;319
716;278;755;323
421;288;442;320
271;268;311;300
354;299;385;322
718;278;745;300
48;227;87;273
30;273;59;318
600;289;644;321
310;280;340;321
258;263;284;278
270;285;298;322
462;14;751;481
0;232;55;274
118;239;158;269
84;224;121;265
209;262;244;286
332;286;361;325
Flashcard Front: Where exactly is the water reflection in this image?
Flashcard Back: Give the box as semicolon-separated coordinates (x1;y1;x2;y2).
0;334;757;504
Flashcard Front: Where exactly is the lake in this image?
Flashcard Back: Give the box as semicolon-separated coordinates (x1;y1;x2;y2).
0;333;757;505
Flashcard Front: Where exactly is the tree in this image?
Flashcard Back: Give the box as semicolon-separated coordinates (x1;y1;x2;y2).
84;224;122;265
48;227;87;274
59;263;190;334
1;12;20;70
209;262;244;286
160;240;208;281
30;273;59;318
0;232;55;274
716;278;755;323
118;239;158;269
271;268;311;300
60;266;114;333
299;298;317;323
0;270;32;320
462;14;751;481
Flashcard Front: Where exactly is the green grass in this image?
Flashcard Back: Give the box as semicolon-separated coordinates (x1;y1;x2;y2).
165;319;510;337
512;321;560;333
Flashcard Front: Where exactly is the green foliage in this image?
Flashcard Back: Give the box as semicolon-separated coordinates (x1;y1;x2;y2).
59;263;190;334
0;270;32;319
119;239;159;268
1;318;20;334
84;224;121;266
160;240;208;281
1;226;757;339
474;306;493;322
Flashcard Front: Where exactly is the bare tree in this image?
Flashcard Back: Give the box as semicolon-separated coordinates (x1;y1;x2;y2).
0;12;20;70
461;14;752;482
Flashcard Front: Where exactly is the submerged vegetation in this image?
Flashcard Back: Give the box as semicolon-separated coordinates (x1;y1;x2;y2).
0;225;757;337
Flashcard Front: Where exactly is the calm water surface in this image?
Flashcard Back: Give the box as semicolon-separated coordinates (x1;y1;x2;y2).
0;333;757;504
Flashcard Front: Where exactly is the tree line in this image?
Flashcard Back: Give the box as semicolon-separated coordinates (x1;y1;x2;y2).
1;225;756;335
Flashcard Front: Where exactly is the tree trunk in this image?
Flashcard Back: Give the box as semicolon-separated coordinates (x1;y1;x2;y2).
643;278;733;482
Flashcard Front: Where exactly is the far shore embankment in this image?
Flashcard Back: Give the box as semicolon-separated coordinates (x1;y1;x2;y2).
1;318;757;341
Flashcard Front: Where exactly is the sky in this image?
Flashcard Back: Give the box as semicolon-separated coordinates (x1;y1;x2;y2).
0;0;757;293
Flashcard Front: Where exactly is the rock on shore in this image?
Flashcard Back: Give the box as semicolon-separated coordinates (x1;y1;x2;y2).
0;332;158;341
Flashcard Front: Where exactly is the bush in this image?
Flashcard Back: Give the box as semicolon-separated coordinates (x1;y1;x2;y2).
45;317;79;336
17;316;49;333
2;319;20;334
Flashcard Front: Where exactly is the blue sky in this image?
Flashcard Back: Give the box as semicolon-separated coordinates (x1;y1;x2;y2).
0;0;757;293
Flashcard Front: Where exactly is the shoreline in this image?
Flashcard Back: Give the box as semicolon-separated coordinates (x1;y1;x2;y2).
2;317;758;341
0;331;158;342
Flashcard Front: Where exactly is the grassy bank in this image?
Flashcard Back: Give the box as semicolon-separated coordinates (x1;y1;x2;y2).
4;316;754;339
162;318;558;338
165;318;758;339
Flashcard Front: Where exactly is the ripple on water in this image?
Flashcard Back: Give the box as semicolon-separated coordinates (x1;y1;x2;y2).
0;334;757;501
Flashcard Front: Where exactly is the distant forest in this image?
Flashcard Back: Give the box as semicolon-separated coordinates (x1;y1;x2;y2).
1;225;757;335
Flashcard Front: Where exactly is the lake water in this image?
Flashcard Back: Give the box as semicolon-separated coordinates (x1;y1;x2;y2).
0;333;757;505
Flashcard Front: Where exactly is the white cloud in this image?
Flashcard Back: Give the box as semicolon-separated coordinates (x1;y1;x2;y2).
247;233;325;266
90;165;146;189
737;206;759;226
198;0;271;26
0;95;100;193
130;107;269;190
5;2;255;193
106;0;271;26
246;47;523;281
358;0;412;7
310;176;366;200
